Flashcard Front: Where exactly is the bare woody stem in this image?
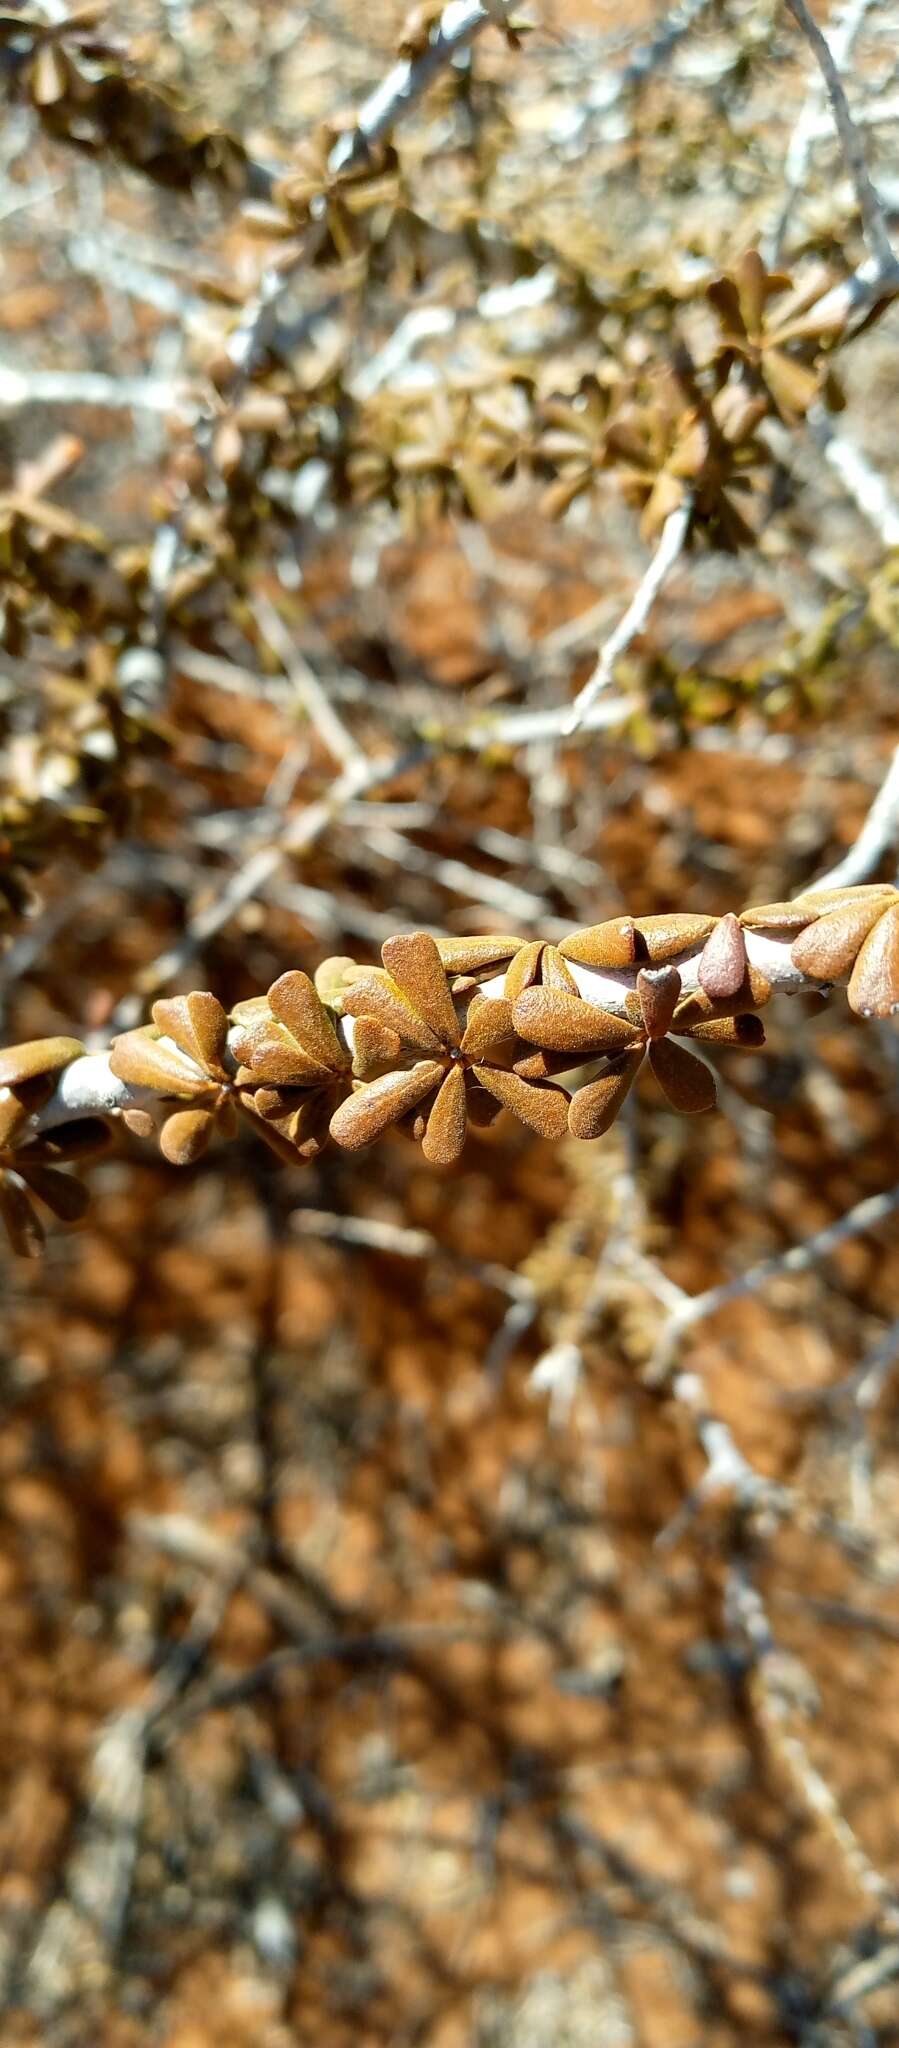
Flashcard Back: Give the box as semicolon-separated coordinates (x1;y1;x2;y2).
327;1;501;175
784;0;896;279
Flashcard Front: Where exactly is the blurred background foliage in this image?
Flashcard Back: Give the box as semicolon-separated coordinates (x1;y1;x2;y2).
2;0;899;2041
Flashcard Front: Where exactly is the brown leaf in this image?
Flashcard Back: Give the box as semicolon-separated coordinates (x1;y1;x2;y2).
466;1085;503;1128
329;1061;445;1150
739;900;819;932
460;998;515;1060
381;933;460;1046
542;946;578;993
422;1064;467;1165
230;1021;333;1087
109;1027;208;1098
122;1108;157;1139
636;966;681;1040
0;1036;85;1089
350;1016;403;1078
512;1047;580;1080
0;1176;43;1258
802;885;899;910
19;1120;111;1162
568;1049;644;1139
503;940;545;1001
436;935;522;975
559;919;637;969
685;1014;766;1047
159;1107;218;1165
697;914;748;1000
251;1087;336;1161
847;904;899;1017
648;1038;717;1113
471;1064;569;1138
267;971;346;1072
792;898;894;981
314;955;359;1006
633;914;717;962
0;1092;30;1149
342;974;443;1055
152;992;229;1078
20;1161;89;1222
513;988;640;1059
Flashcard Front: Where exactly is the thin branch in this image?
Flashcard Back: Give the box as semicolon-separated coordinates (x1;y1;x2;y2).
769;0;877;262
327;0;503;177
0;364;200;417
727;1564;899;1930
228;0;511;376
784;0;896;278
562;499;693;736
810;407;899;549
814;741;899;889
650;1181;899;1379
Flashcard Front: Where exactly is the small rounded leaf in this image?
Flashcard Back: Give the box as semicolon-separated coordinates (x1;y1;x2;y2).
267;971;346;1072
847;904;899;1017
636;966;681;1040
503;940;545;1002
20;1161;90;1223
740;900;819;932
684;1014;765;1048
792;898;894;982
329;1061;445;1151
342;973;443;1055
471;1064;569;1138
633;914;717;963
435;935;522;975
350;1015;403;1079
380;934;460;1047
568;1049;644;1139
110;1027;208;1099
560;920;638;969
0;1176;43;1258
159;1107;218;1165
422;1063;467;1166
542;946;578;994
697;914;748;1000
648;1038;717;1113
459;998;515;1060
0;1037;85;1089
151;993;229;1079
0;1091;30;1149
513;988;640;1060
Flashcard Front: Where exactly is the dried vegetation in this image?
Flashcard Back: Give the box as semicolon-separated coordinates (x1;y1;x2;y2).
2;0;899;2041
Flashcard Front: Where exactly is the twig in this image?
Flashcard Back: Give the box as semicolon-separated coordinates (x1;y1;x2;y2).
112;746;427;1021
650;1181;899;1379
251;592;363;771
0;365;200;416
809;407;899;549
568;0;717;144
784;0;896;278
562;499;693;736
769;0;877;262
813;740;899;888
228;0;512;376
728;1563;899;1930
22;1572;232;2013
327;0;503;177
291;1205;533;1305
